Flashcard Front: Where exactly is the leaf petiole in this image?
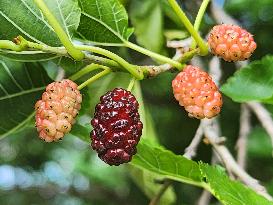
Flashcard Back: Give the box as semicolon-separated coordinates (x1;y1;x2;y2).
167;0;208;56
75;45;144;80
34;0;84;60
124;41;183;69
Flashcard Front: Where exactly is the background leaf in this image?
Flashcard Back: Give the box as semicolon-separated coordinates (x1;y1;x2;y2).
130;0;164;53
77;0;133;45
0;57;52;139
221;56;273;104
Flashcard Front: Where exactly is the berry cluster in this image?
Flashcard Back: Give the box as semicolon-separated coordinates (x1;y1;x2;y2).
172;65;222;119
35;79;82;142
91;88;143;166
208;24;257;62
32;23;257;165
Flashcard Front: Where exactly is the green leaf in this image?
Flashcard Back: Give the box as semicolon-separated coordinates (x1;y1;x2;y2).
221;56;273;104
54;56;86;76
130;0;164;52
0;57;52;139
40;60;60;80
200;163;273;205
247;126;273;158
77;0;133;45
131;140;202;184
0;0;81;46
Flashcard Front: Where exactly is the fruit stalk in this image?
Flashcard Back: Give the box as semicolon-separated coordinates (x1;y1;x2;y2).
34;0;84;60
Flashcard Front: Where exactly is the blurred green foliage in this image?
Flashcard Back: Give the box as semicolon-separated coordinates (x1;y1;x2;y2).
0;0;273;204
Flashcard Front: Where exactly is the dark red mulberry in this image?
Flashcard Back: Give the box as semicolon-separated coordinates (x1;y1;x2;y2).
91;88;143;166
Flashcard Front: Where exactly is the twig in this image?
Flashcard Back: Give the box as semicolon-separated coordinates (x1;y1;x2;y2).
236;104;251;169
184;123;204;159
208;56;221;86
197;190;212;205
247;102;273;153
148;180;172;205
210;1;239;25
202;119;273;200
200;54;272;200
167;38;192;48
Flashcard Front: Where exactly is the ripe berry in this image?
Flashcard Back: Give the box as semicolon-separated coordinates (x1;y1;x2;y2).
35;79;82;142
172;65;222;119
208;24;257;62
91;88;143;166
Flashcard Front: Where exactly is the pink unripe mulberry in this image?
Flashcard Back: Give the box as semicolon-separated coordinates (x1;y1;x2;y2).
35;79;82;142
172;66;222;119
208;24;257;62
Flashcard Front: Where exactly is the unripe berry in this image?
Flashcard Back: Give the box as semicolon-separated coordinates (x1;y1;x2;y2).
35;79;82;142
208;24;257;62
172;66;222;119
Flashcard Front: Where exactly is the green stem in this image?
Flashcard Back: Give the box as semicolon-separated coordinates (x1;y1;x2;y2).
180;48;199;63
78;69;111;90
84;53;120;68
124;41;182;68
167;0;208;56
15;36;121;69
70;64;101;81
127;77;136;91
75;45;144;80
16;36;67;55
0;40;24;52
191;0;211;49
34;0;84;60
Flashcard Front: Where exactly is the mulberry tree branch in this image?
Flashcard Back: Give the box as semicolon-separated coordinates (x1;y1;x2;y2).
191;50;273;200
184;122;204;159
210;1;273;155
236;104;251;169
201;119;273;200
247;102;273;152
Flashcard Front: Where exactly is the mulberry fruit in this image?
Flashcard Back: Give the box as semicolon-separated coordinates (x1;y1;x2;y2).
91;88;143;166
172;65;222;119
208;24;257;62
35;79;82;142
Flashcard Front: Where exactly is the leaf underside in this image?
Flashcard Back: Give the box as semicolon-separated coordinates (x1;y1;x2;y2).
0;57;52;139
77;0;133;45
